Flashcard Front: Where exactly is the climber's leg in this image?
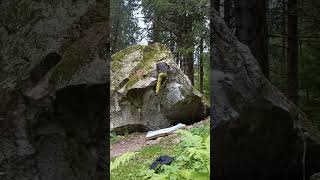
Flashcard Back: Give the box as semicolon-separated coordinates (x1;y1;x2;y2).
155;73;167;95
161;74;168;87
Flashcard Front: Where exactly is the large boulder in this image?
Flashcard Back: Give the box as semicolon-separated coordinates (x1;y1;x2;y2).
0;1;108;179
211;8;320;180
111;43;209;133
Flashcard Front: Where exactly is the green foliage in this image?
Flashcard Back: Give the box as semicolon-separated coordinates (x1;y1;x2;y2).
110;144;178;180
194;52;210;100
138;129;210;180
141;0;209;87
111;152;138;172
110;121;210;180
111;0;142;53
268;0;320;130
300;99;320;130
110;132;129;145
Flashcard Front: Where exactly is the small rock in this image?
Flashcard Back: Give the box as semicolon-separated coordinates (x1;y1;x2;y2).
310;172;320;180
146;140;158;145
146;137;163;145
171;137;181;144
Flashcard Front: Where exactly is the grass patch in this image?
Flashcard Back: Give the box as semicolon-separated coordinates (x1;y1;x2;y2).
110;135;127;145
110;120;210;180
111;143;178;180
110;131;141;145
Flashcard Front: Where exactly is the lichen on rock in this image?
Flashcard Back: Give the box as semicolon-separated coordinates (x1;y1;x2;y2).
111;43;173;92
49;24;107;89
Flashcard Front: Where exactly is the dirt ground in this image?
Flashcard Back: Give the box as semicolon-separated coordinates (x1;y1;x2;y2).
110;133;147;158
110;118;209;158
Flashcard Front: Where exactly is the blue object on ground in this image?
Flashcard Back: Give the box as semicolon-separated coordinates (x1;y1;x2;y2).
150;155;174;170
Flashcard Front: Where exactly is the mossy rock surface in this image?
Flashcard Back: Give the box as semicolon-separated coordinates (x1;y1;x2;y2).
110;43;209;133
49;39;92;85
111;43;173;91
49;24;106;88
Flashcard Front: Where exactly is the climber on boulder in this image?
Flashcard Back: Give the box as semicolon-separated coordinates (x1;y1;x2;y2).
155;62;169;96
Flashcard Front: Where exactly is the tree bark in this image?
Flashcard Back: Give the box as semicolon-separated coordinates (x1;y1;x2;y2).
111;0;122;54
152;15;161;43
235;0;269;79
214;0;220;12
281;0;287;91
180;14;194;85
199;37;204;94
175;31;183;67
224;0;232;28
287;0;299;104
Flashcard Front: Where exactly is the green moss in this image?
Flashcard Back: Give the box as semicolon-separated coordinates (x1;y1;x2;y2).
49;39;92;85
126;44;170;89
111;45;142;62
125;74;140;89
111;43;171;90
111;45;145;69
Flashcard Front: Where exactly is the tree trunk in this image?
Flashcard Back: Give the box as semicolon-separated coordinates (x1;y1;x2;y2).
169;32;175;53
152;15;161;43
224;0;232;28
181;14;194;85
111;0;122;54
281;0;287;92
235;0;269;79
215;0;220;12
175;31;182;66
199;37;204;95
287;0;298;104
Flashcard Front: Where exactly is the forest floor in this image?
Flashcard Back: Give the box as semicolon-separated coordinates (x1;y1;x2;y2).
110;132;147;158
110;117;210;180
110;118;210;158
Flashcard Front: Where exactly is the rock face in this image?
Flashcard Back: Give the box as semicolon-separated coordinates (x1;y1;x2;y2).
311;172;320;180
211;8;320;180
0;1;108;179
111;44;209;134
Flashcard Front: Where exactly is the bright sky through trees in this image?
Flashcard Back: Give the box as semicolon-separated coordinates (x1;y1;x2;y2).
134;2;148;45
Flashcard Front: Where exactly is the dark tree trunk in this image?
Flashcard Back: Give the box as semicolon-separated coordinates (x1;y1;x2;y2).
152;15;161;43
281;0;287;91
287;0;298;104
214;0;220;12
180;14;194;85
104;0;110;176
169;32;175;53
199;37;204;95
224;0;232;28
235;0;269;79
175;31;183;66
111;0;122;54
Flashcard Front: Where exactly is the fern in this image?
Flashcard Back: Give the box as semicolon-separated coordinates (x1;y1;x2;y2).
139;128;210;179
110;152;138;172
